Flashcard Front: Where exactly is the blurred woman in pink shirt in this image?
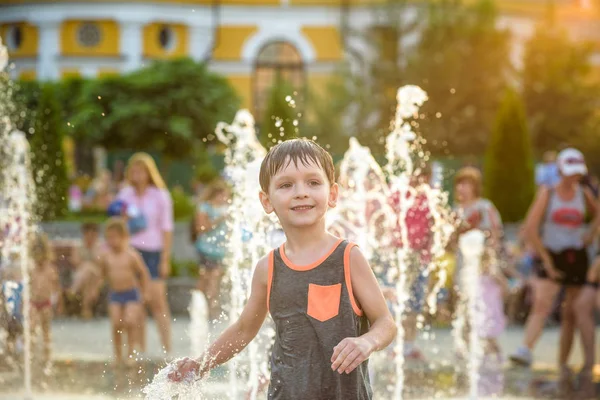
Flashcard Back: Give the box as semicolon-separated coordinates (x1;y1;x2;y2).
117;153;174;354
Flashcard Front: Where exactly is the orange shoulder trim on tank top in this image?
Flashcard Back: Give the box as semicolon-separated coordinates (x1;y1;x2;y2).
279;238;344;271
267;250;274;312
343;242;363;316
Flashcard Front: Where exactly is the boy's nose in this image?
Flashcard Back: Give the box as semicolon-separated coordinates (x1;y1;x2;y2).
293;185;309;198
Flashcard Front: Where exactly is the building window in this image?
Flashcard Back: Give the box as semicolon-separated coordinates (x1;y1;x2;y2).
77;22;102;47
158;26;176;51
253;41;305;121
6;25;23;51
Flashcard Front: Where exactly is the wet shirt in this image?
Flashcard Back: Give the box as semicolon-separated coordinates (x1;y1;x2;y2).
267;239;372;400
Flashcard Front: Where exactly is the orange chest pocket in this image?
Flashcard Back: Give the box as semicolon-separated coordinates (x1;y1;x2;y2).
307;283;342;322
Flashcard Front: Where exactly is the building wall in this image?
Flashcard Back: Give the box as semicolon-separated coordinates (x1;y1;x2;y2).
0;0;598;112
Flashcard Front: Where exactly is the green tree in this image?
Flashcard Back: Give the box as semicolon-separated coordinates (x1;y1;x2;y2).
70;58;240;159
304;75;352;156
522;15;599;156
260;78;298;149
405;0;512;157
193;142;219;184
483;88;534;222
308;0;511;158
317;0;419;154
30;84;69;220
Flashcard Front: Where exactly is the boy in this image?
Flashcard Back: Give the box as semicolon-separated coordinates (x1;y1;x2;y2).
69;222;104;319
170;138;396;398
29;233;60;367
99;218;150;367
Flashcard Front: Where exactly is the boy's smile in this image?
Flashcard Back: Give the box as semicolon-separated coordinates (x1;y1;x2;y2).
260;157;338;229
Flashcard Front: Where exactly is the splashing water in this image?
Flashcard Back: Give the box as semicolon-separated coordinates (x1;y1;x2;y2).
146;110;279;399
0;37;36;400
328;137;388;260
215;110;280;399
188;290;209;359
148;87;461;399
332;86;456;399
457;229;486;399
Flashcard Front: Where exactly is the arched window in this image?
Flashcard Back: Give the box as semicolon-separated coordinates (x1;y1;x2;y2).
253;41;305;121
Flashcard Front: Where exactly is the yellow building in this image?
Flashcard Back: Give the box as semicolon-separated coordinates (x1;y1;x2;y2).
0;0;598;115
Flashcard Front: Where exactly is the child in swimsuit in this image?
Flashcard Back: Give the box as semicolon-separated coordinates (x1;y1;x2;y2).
99;217;150;367
69;222;105;319
29;232;60;367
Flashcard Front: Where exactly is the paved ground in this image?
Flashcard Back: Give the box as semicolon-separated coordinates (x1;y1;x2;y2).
49;317;592;368
2;317;600;400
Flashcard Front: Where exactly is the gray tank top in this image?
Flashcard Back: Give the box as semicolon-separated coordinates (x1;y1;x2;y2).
541;186;586;252
267;239;372;400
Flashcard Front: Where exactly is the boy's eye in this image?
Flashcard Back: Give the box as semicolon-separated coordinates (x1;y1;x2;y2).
309;180;321;186
279;183;292;189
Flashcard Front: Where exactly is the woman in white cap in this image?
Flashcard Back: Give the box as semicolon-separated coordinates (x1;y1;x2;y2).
509;148;597;389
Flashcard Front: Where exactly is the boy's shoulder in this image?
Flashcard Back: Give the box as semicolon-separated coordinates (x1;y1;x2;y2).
125;247;142;261
252;252;271;283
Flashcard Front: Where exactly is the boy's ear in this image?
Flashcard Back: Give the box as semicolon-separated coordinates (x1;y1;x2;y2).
259;190;274;214
328;182;339;208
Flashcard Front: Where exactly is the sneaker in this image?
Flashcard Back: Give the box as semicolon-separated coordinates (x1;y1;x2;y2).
509;346;532;367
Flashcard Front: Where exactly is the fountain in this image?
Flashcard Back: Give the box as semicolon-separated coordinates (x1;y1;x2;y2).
458;229;486;399
0;30;560;396
0;37;37;400
144;110;280;399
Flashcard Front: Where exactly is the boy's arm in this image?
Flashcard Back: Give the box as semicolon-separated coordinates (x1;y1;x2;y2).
169;256;269;380
331;247;396;375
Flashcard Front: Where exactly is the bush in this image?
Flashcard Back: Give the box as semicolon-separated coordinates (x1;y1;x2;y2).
30;84;69;220
170;259;199;278
483;88;535;222
194;142;219;184
171;186;195;221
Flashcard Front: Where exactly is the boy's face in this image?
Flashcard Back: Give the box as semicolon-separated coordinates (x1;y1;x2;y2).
259;158;338;229
82;230;98;246
105;229;126;251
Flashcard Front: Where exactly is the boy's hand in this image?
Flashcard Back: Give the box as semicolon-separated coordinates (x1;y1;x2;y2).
167;357;201;382
331;337;374;375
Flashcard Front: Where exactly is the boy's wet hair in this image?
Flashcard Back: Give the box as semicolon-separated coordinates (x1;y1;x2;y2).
259;138;335;192
105;217;129;236
81;222;99;233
